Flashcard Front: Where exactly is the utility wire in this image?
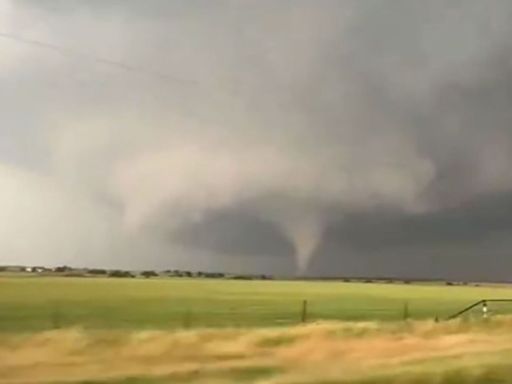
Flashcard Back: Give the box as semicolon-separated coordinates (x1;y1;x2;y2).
0;31;200;86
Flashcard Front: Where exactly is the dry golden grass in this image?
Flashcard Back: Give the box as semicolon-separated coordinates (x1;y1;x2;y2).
2;319;512;384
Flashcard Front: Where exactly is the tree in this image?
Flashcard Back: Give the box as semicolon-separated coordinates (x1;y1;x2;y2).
141;270;158;279
108;270;135;278
232;275;253;280
88;268;107;275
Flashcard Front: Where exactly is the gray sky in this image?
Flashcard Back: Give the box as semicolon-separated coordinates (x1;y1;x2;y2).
1;0;512;280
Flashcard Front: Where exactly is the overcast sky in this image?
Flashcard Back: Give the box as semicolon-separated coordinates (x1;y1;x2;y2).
1;0;512;280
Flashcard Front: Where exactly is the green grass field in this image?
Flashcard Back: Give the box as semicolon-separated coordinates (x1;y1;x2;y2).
2;276;512;331
3;277;512;383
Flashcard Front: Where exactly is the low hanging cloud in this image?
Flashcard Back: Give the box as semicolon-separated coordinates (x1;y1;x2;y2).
1;0;512;278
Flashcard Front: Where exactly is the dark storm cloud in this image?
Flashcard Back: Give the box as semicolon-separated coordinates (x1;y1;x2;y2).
173;210;296;260
1;0;512;278
310;192;512;281
326;192;512;251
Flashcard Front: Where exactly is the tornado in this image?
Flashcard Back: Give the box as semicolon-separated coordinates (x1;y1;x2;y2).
281;218;324;274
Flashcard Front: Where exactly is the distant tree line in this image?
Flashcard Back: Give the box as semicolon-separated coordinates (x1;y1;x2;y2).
141;270;158;278
0;265;483;287
108;270;136;278
0;265;273;280
88;268;107;275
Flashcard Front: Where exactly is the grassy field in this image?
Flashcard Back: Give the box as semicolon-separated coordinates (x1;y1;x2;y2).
3;318;512;383
3;277;512;383
2;276;512;331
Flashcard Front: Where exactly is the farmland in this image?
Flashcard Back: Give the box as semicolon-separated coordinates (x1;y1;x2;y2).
1;276;512;331
3;276;512;383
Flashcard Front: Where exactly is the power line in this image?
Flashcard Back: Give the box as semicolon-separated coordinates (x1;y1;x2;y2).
0;29;265;109
0;31;199;86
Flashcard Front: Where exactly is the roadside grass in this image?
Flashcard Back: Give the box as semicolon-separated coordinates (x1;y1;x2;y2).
2;318;512;383
2;277;512;383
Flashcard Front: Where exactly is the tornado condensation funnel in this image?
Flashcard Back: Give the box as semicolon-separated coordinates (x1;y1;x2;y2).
280;217;324;274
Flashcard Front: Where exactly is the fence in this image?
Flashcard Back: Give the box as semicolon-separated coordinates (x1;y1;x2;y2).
4;298;512;332
1;299;436;332
446;299;512;320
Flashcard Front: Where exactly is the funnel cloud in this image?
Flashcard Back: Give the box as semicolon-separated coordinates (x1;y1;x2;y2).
1;0;512;280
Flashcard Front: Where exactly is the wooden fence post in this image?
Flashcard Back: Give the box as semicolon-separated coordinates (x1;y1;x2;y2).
403;301;410;321
301;300;308;323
